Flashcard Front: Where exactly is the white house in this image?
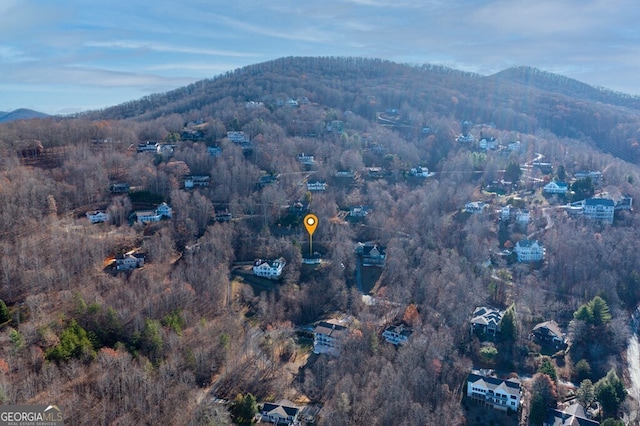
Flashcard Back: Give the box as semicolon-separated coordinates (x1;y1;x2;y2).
137;141;158;153
252;257;286;279
207;146;222;157
226;131;249;144
508;141;521;152
307;181;327;191
464;201;488;214
574;170;602;181
156;144;175;155
86;211;109;224
409;166;430;177
313;320;348;355
514;239;545;262
457;134;475;144
470;307;504;336
349;206;370;218
335;170;356;179
479;137;498;150
466;371;521;412
500;205;511;221
326;120;344;133
543;181;569;195
515;209;530;225
260;402;300;425
297;153;315;165
115;253;145;270
136;202;172;224
184;175;210;189
583;198;614;224
382;325;413;346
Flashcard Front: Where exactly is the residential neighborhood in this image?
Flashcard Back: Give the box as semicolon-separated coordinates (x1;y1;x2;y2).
2;57;639;425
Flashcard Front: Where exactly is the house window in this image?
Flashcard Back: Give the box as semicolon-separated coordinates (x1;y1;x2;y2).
510;395;516;399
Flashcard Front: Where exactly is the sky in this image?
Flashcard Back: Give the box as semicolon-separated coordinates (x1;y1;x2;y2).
2;0;640;115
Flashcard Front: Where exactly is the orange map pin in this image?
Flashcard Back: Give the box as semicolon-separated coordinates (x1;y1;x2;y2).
304;214;318;255
304;214;318;236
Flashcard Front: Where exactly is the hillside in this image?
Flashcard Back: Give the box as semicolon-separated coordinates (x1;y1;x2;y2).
0;56;638;424
490;66;640;110
0;108;50;123
86;57;640;164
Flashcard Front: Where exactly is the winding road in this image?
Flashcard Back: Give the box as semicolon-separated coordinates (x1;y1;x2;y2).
626;330;640;424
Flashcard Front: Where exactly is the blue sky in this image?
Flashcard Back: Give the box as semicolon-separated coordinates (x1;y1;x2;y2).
2;0;640;115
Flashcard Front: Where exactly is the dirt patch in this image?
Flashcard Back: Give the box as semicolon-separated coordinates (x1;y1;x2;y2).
462;398;520;426
361;266;383;294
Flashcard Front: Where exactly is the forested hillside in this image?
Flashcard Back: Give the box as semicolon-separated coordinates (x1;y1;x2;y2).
0;57;639;425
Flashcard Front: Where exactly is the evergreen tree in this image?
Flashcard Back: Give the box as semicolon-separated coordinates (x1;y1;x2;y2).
537;357;557;383
231;393;258;425
504;162;522;183
499;304;517;342
595;370;627;419
589;296;612;326
576;379;595;407
0;300;10;324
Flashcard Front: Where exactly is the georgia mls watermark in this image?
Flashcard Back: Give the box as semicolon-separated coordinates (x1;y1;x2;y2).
0;405;63;426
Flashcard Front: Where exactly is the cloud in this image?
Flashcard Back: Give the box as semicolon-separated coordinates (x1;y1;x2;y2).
85;40;260;58
4;0;640;112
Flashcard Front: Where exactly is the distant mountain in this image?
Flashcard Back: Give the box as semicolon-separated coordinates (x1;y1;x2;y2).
81;56;640;163
0;109;50;123
489;66;640;110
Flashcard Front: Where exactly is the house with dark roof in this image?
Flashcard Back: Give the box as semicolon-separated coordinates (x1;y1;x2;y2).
466;371;521;411
583;198;614;224
306;181;327;192
260;401;300;425
355;242;386;267
532;320;566;348
574;171;602;182
382;324;413;346
543;402;599;426
470;307;504;337
109;182;130;194
184;175;210;189
514;239;545;262
313;320;348;355
615;195;633;211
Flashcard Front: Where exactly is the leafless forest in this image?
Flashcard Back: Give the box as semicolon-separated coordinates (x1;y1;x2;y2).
0;57;639;425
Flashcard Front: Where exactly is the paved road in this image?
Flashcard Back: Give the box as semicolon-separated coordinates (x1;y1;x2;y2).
625;334;640;425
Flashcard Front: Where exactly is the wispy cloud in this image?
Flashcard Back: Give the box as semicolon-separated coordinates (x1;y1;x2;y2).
3;0;640;113
85;40;260;58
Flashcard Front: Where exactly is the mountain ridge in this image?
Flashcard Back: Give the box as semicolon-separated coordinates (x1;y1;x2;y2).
489;66;640;110
0;108;50;123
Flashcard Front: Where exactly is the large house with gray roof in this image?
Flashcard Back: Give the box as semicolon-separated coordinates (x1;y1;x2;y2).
470;307;504;337
544;402;599;426
514;239;545;262
583;198;614;224
466;371;522;412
